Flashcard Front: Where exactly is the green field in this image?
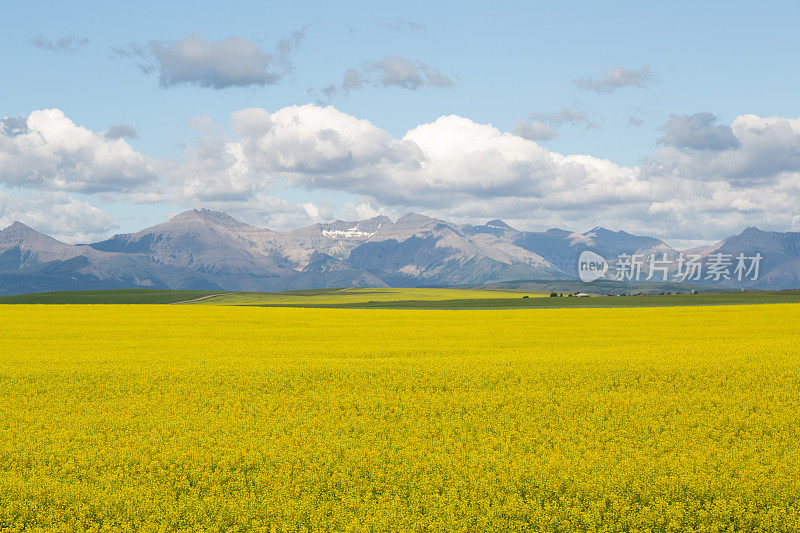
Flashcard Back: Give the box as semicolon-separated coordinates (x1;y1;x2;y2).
260;290;800;309
3;287;800;309
189;287;545;306
0;289;220;305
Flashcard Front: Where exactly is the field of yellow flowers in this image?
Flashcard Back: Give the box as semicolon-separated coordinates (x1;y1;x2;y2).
1;304;799;531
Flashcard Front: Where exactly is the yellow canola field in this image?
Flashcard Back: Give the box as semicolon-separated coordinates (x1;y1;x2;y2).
1;304;799;531
193;287;544;306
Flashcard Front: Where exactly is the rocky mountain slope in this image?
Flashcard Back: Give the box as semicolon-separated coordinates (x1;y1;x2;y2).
1;209;798;294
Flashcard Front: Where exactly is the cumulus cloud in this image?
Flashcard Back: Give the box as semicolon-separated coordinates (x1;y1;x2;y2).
0;190;117;243
172;105;424;203
659;112;739;151
173;116;254;202
9;106;800;243
169;105;800;242
174;104;648;213
648;114;800;184
0;109;158;193
31;35;89;52
0;116;27;136
574;65;653;94
114;32;307;89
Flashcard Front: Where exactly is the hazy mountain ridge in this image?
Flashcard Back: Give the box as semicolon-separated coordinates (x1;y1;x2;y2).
713;227;800;289
1;208;798;294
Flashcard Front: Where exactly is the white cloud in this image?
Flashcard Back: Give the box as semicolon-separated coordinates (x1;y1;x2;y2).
172;116;253;202
659;112;739;151
171;105;800;242
7;106;800;244
648;114;800;183
151;35;277;89
114;32;308;90
0;109;158;193
574;65;653;94
0;190;117;243
172;105;649;221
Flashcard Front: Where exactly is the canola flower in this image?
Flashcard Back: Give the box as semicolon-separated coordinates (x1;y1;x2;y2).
0;304;799;531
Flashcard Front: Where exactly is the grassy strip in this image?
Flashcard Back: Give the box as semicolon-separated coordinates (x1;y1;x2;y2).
0;289;224;304
3;288;800;309
243;291;800;309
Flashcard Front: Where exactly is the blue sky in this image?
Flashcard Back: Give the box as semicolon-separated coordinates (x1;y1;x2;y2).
2;0;800;246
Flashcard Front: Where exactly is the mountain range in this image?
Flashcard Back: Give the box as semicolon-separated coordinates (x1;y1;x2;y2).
1;208;798;294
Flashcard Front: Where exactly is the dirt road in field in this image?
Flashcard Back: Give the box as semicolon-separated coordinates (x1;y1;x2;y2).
170;294;224;305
